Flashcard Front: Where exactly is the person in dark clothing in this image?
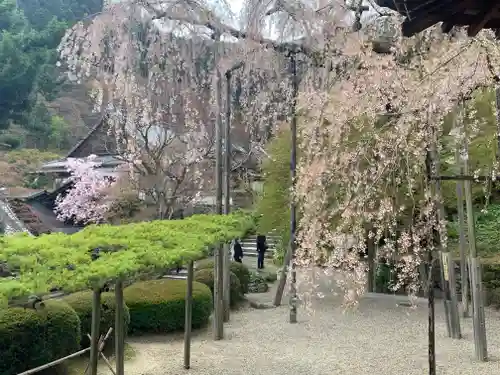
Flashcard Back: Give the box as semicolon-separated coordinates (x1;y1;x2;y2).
256;234;268;269
233;238;243;263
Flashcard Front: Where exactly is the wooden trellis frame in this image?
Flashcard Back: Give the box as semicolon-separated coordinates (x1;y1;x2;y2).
12;268;197;375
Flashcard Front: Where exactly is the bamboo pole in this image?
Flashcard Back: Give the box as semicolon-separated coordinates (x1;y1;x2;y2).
455;148;470;318
184;261;194;369
15;348;90;375
463;135;488;361
115;280;125;375
89;288;102;375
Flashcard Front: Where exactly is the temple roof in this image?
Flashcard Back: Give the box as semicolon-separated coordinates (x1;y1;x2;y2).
375;0;500;37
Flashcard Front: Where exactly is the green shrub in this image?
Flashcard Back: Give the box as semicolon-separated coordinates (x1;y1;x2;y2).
62;291;130;350
194;268;243;307
124;279;212;334
263;271;278;283
248;272;269;293
196;259;251;293
0;300;80;375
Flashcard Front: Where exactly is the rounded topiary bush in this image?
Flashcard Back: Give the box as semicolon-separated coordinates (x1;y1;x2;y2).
124;279;213;334
194;268;243;307
0;300;81;375
248;272;269;293
196;259;251;293
62;291;130;350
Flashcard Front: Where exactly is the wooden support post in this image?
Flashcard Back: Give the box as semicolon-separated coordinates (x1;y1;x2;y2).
427;147;453;338
184;261;194;369
222;69;232;323
115;280;125;375
214;59;224;340
432;135;461;338
273;242;292;306
223;244;230;322
288;52;298;324
455;148;470;318
85;329;115;375
366;228;376;293
89;288;102;375
463;140;488;361
427;251;436;375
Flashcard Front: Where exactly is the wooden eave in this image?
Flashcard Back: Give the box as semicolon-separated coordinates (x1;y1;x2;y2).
375;0;500;37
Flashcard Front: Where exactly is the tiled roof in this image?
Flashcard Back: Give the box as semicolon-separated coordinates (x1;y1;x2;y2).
2;199;52;236
0;199;32;235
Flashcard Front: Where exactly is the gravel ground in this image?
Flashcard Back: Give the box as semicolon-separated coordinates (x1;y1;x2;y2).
100;270;500;375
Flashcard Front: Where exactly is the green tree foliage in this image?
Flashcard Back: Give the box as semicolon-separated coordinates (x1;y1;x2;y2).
0;212;256;305
255;127;294;264
440;88;498;211
0;0;68;130
0;0;99;147
18;0;102;30
0;148;60;189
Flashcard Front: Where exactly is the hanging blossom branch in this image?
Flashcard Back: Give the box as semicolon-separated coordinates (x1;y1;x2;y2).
294;23;500;306
55;0;308;219
54;155;116;224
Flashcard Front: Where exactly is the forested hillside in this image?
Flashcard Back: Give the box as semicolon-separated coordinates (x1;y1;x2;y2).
0;0;102;153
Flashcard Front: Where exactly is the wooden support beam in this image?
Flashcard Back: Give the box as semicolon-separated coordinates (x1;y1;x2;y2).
401;0;469;37
115;280;125;375
468;2;500;37
184;261;194;369
430;174;500;181
89;289;102;375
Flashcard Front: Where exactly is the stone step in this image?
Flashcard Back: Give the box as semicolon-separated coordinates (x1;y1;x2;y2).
241;244;275;250
245;236;281;241
243;250;274;258
163;274;187;280
240;241;276;246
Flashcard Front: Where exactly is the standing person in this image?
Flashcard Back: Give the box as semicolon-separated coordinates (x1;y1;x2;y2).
233;238;243;263
256;234;268;269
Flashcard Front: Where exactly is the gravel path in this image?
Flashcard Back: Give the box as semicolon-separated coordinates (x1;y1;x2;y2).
100;271;500;375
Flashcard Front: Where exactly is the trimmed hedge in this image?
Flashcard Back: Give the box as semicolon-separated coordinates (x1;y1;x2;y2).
0;300;80;375
194;268;243;307
62;291;130;350
196;259;251;293
124;279;212;334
